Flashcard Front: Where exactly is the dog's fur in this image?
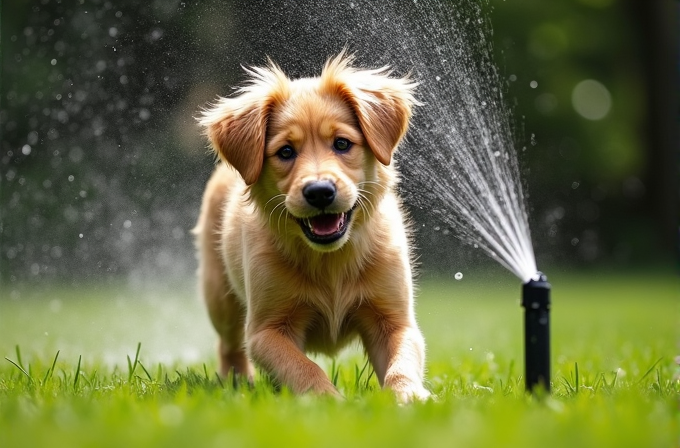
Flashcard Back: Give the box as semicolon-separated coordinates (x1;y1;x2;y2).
194;53;429;402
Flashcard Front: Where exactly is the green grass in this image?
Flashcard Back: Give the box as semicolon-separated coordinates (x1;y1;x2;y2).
1;270;678;448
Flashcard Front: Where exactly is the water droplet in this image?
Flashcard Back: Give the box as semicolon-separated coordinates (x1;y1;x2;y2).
572;79;611;120
21;144;31;155
454;272;463;280
68;175;74;182
123;220;132;229
530;80;538;89
79;233;83;238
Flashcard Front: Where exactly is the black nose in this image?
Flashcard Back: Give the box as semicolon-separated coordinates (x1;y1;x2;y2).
303;180;336;209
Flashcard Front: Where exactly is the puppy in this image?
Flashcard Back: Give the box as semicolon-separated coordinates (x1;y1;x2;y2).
194;53;429;402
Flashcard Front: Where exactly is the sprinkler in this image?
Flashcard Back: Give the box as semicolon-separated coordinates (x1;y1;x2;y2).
522;272;551;393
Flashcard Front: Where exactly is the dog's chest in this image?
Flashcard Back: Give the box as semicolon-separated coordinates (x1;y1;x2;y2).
302;275;362;347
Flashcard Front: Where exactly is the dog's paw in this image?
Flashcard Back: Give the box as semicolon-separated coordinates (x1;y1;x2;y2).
307;380;344;400
391;384;432;404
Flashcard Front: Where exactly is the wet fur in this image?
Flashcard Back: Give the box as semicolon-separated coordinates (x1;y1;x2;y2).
194;53;429;402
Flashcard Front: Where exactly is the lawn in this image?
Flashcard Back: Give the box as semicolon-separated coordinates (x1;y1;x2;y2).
0;269;677;448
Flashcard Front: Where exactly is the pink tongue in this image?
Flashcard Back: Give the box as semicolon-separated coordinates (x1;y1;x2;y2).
310;214;343;236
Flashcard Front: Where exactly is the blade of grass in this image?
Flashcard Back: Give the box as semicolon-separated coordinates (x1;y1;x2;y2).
137;360;153;382
575;362;579;393
331;359;340;387
592;372;603;393
502;360;515;395
5;356;33;383
364;366;375;390
73;355;82;391
41;350;60;384
215;372;224;389
127;342;142;382
14;345;24;369
637;357;663;385
354;358;370;389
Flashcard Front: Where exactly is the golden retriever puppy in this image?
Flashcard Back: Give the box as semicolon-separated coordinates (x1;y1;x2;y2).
194;53;429;402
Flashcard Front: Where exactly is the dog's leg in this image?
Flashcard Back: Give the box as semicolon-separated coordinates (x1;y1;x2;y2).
198;235;254;380
247;325;341;397
195;168;254;380
358;311;430;403
207;288;253;379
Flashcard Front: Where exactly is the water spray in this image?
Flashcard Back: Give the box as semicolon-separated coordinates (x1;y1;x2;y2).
522;272;551;393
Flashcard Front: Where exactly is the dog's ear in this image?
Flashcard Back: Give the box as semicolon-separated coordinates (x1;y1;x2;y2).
321;54;419;166
199;65;289;185
199;97;267;185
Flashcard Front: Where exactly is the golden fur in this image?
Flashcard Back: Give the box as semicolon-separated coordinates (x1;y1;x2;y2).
194;53;429;402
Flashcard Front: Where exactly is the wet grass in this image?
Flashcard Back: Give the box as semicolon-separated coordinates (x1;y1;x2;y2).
0;270;678;448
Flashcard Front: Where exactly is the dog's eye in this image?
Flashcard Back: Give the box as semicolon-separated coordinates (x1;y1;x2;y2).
333;138;352;153
276;145;296;160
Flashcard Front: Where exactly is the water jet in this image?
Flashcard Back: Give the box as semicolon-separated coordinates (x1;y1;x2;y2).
365;1;555;394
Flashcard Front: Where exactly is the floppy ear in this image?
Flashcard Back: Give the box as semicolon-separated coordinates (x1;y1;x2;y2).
199;64;290;185
198;98;264;185
321;54;419;165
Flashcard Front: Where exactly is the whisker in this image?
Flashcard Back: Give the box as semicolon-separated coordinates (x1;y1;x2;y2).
357;180;381;187
357;189;377;214
358;188;378;200
356;197;370;218
283;209;290;234
276;202;288;235
264;194;287;211
268;199;287;229
356;191;374;216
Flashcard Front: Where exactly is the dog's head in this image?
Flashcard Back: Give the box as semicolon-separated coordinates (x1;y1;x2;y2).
199;53;417;251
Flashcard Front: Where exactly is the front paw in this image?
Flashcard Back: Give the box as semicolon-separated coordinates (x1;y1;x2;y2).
392;384;431;404
385;373;431;403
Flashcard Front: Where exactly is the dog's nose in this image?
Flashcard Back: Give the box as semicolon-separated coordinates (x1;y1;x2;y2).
303;180;336;209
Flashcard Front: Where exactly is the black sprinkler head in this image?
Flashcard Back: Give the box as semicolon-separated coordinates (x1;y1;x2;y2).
522;272;551;393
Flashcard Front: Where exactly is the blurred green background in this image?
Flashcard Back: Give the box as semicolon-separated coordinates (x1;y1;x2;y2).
1;0;677;287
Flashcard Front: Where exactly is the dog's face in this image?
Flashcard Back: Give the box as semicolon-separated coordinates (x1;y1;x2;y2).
260;87;372;250
200;54;417;251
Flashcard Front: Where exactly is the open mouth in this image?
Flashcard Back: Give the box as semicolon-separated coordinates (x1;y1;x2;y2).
296;209;354;245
